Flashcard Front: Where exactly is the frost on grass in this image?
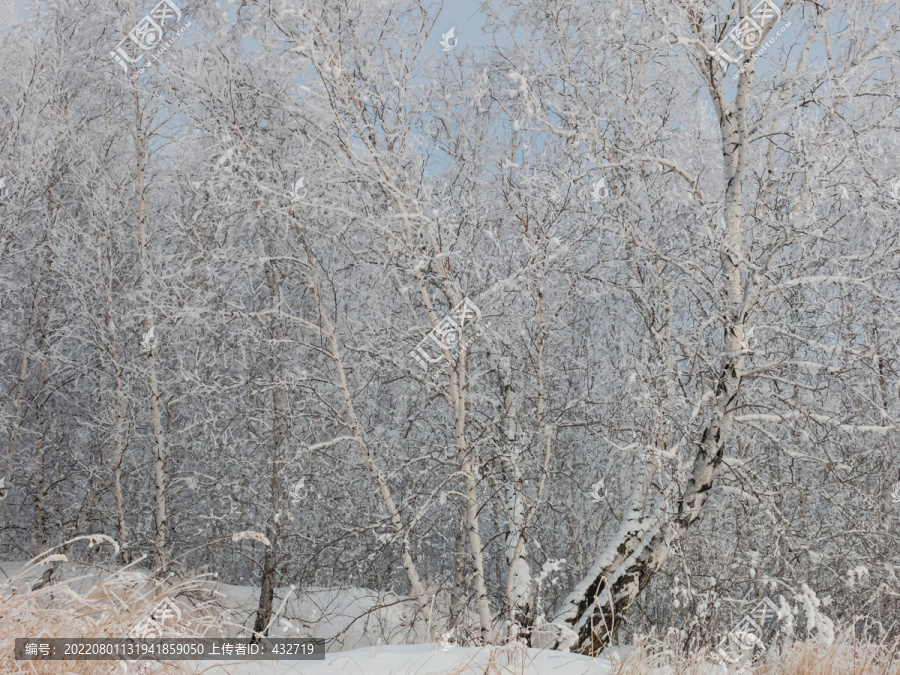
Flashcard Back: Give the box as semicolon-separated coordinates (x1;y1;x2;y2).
0;540;225;674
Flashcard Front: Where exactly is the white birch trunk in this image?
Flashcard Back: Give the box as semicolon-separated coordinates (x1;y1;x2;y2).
133;88;168;572
557;44;755;656
451;347;494;643
449;518;468;631
404;242;494;644
498;356;534;639
303;245;433;629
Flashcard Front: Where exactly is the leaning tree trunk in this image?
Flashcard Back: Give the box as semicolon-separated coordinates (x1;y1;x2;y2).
554;40;755;656
301;242;433;629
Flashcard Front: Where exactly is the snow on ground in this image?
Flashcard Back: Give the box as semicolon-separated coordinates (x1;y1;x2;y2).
193;644;613;675
1;561;429;649
3;560;617;673
215;582;430;649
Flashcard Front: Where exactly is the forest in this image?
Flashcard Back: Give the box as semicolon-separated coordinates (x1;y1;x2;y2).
1;0;899;672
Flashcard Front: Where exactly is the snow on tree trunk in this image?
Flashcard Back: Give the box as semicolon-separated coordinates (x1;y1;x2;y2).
253;262;289;638
499;356;534;640
133;87;169;573
557;32;756;655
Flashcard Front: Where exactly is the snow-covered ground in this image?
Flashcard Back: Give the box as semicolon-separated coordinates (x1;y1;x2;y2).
215;582;431;649
1;560;429;649
192;644;613;675
2;559;620;674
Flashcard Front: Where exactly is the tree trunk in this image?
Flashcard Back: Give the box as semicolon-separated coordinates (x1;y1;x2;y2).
556;50;754;657
67;469;103;556
95;222;131;563
253;263;288;638
303;245;433;629
33;304;53;555
498;356;534;641
449;517;468;633
450;338;494;644
0;225;54;525
133;87;168;572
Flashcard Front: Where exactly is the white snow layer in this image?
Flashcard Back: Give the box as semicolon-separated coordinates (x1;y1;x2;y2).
196;644;613;675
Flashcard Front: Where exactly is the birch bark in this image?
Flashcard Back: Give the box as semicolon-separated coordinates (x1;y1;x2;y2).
556;36;755;655
133;87;169;572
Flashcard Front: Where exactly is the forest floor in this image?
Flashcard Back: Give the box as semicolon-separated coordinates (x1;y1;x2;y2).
2;557;898;674
194;644;612;675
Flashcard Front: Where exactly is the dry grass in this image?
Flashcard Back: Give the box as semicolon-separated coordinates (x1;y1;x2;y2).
3;548;898;675
0;537;224;675
757;636;900;675
610;632;900;675
610;638;713;675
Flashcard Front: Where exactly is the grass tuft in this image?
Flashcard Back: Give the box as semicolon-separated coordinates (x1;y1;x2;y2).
0;540;224;675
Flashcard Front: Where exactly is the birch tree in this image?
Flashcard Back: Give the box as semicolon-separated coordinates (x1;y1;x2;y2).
0;0;897;654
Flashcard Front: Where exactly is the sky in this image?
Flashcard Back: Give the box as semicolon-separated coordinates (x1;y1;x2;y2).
433;0;489;51
4;0;824;96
